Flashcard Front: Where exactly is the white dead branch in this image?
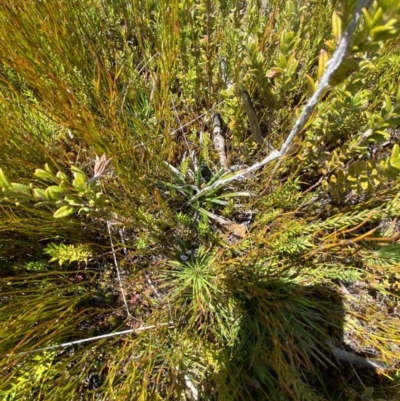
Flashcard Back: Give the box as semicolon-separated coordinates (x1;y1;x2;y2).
189;0;369;204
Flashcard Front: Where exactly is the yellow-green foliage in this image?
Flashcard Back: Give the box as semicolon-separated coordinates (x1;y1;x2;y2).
1;1;400;400
44;243;92;266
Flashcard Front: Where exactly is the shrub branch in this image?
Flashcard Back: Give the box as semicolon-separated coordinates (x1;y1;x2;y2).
189;0;369;203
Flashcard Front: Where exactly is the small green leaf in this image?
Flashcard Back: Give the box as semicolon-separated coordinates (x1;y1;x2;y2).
305;74;316;96
34;169;57;183
94;192;106;207
33;188;47;200
54;205;76;218
370;24;397;41
325;40;336;51
164;162;186;185
390;144;400;165
207;198;228;205
347;164;358;182
73;175;86;188
35;201;54;207
276;53;287;69
207;168;228;186
360;175;370;191
44;163;54;174
370;130;391;141
45;186;64;201
64;195;83;206
11;183;31;194
71;166;87;177
215;191;252;199
317;49;329;80
384;95;393;114
370;7;383;28
0;168;11;188
336;169;346;193
361;7;372;29
332;10;342;41
56;171;68;181
78;207;92;215
387;116;400;125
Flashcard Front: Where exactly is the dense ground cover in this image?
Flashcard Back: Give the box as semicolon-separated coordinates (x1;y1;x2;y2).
1;0;400;400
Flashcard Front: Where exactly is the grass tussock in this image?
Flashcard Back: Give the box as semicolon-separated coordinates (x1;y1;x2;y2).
1;0;400;400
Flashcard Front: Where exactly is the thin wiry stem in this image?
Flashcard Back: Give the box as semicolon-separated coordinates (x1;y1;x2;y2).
170;101;224;135
171;96;192;159
9;323;174;356
189;0;369;203
107;220;133;319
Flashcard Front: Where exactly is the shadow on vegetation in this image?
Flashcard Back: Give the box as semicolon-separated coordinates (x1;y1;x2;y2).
212;277;347;400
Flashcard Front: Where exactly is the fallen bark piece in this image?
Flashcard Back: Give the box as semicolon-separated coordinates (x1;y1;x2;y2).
197;207;247;238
